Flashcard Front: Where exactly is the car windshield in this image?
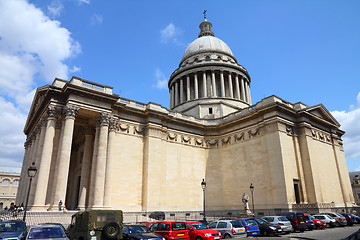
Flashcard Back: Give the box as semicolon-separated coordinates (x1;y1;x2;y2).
0;222;26;232
29;227;66;239
278;217;288;221
191;223;206;230
255;219;268;224
127;225;150;233
230;221;243;228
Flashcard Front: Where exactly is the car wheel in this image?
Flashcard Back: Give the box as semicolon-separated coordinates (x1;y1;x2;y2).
103;222;121;240
224;234;231;239
196;237;202;240
335;221;340;227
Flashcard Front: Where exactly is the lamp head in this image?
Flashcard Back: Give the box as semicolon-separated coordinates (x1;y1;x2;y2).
27;162;37;178
250;183;254;191
201;178;206;190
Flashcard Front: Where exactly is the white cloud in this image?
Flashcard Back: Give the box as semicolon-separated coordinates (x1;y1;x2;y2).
91;14;103;25
47;0;63;18
0;0;81;168
160;23;183;45
154;68;168;90
332;92;360;169
70;66;81;73
78;0;90;5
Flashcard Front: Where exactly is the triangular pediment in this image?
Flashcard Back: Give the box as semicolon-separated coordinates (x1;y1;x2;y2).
302;104;340;127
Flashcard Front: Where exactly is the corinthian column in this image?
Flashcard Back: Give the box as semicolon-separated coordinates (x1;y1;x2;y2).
202;71;207;98
186;75;190;101
103;118;117;208
194;73;199;99
32;107;58;210
53;105;79;209
77;126;94;210
16;141;31;205
220;71;225;97
92;112;110;208
211;71;217;97
235;75;241;100
240;76;246;102
228;73;234;98
88;124;99;207
175;81;179;106
180;78;184;103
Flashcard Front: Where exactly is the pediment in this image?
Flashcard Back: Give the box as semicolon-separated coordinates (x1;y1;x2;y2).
302;104;340;127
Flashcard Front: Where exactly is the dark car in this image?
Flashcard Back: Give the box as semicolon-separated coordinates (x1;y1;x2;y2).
0;220;27;240
340;213;354;226
349;214;360;224
277;212;307;232
234;218;260;236
123;224;164;240
302;215;315;230
39;223;68;236
253;218;282;236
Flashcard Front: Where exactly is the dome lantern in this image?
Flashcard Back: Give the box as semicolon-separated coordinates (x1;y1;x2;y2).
198;11;214;38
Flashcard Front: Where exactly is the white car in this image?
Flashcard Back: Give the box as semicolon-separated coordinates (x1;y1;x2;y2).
261;216;293;233
312;214;336;228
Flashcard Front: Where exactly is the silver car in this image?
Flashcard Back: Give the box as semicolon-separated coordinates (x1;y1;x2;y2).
19;224;69;240
207;220;247;238
261;216;293;233
320;212;347;227
312;214;336;227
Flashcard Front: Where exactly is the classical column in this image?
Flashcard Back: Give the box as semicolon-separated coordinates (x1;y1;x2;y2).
103;118;117;208
77;126;94;210
220;71;225;97
88;125;100;207
211;71;217;97
32;107;58;210
186;75;190;101
16;141;31;205
202;71;207;98
175;81;179;106
180;78;184;103
194;73;199;99
53;105;79;208
170;85;174;109
235;75;241;100
92;113;110;208
22;134;36;205
240;76;246;102
228;73;234;98
247;82;252;105
245;81;251;104
29;120;46;206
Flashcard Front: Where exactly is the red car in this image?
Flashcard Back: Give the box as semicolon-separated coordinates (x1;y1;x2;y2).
185;221;222;240
305;214;327;229
150;221;189;240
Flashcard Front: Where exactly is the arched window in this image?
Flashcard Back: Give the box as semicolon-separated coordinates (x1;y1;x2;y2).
2;179;10;186
12;180;19;187
205;56;210;61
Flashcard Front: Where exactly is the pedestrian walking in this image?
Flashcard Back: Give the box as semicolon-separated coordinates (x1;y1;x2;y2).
58;200;63;211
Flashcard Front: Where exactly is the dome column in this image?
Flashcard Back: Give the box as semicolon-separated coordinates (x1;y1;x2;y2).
228;72;234;98
194;73;199;99
220;70;225;97
175;81;179;105
235;75;241;100
186;75;191;101
180;78;184;103
170;85;174;109
202;71;207;98
240;76;246;102
211;71;217;97
247;81;252;105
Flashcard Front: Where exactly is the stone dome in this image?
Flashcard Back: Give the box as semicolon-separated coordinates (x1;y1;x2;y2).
182;36;234;60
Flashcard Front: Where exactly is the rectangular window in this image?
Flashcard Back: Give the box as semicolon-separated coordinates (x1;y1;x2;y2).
209;108;213;114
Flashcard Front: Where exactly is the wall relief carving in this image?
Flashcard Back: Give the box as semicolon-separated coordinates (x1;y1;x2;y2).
181;135;191;144
234;133;244;142
195;138;203;146
206;139;218;146
221;136;231;145
167;132;177;141
248;128;260;138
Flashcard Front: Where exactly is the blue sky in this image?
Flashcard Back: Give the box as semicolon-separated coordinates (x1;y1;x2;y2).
0;0;360;172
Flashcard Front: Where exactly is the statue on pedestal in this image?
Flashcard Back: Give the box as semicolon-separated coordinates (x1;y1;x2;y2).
242;193;251;214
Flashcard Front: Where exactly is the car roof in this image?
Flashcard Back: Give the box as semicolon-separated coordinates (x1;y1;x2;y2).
1;220;25;223
153;221;185;223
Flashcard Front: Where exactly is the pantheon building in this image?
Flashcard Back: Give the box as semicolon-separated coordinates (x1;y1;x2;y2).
16;17;354;214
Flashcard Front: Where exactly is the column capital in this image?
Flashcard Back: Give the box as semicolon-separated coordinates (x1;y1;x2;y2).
63;105;79;119
109;117;119;132
46;106;60;120
97;112;111;126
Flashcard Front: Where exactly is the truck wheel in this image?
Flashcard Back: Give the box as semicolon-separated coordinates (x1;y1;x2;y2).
103;222;121;240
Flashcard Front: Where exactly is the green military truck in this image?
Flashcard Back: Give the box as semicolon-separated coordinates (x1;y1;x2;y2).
68;210;123;240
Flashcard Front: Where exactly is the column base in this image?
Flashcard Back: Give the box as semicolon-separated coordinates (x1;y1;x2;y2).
30;204;51;211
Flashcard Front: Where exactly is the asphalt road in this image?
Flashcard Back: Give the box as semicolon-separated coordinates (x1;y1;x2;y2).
251;225;360;240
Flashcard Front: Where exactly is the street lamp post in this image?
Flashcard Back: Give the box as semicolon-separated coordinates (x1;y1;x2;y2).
250;183;254;214
23;162;37;222
201;179;206;221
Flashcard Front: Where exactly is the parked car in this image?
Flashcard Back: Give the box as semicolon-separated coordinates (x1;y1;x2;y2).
138;222;154;229
302;214;315;230
185;221;222;240
234;218;260;236
312;214;336;228
349;214;360;224
123;224;164;240
38;223;68;236
207;220;247;238
150;221;189;240
261;216;293;233
320;212;347;227
253;218;282;236
0;220;27;240
340;213;354;226
276;212;307;232
305;215;326;229
19;224;69;240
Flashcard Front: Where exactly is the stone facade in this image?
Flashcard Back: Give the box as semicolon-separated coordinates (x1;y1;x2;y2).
0;172;20;209
349;172;360;205
16;17;354;214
